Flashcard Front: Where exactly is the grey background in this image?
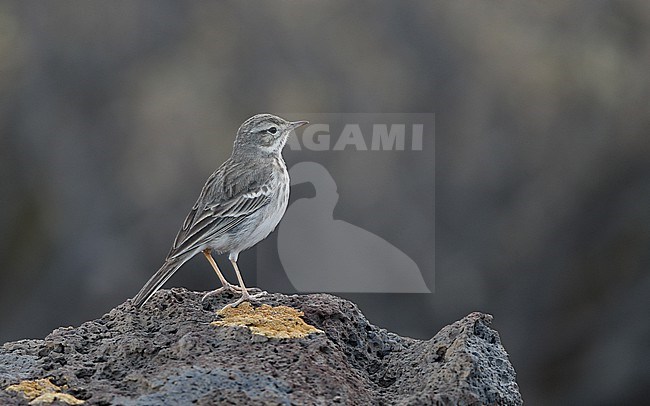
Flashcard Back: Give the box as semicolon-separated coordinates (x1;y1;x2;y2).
1;2;649;405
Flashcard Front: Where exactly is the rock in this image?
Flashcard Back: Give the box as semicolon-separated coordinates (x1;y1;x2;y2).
0;289;522;405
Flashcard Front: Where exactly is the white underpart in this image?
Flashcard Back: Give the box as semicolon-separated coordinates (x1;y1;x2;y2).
222;156;289;263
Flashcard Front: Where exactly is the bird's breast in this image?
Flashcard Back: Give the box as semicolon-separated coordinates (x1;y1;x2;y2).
235;158;289;252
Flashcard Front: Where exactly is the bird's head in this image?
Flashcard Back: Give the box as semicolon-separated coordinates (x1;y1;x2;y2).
233;114;308;156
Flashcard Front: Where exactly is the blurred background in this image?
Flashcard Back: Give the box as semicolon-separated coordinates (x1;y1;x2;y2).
1;1;649;404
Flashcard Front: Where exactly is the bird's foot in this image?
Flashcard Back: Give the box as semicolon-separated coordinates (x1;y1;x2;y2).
201;283;242;302
220;290;268;311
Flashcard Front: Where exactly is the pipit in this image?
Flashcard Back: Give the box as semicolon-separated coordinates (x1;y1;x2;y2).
133;114;308;309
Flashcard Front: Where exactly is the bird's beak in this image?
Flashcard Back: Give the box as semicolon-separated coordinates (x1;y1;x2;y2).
289;120;309;129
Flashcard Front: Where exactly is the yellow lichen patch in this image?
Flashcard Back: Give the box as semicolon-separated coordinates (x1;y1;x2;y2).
5;378;84;405
212;302;323;339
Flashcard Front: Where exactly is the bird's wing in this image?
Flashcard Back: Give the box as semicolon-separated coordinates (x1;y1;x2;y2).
167;161;273;259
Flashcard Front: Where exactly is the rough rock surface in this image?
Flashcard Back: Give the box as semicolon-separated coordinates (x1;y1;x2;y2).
0;289;522;405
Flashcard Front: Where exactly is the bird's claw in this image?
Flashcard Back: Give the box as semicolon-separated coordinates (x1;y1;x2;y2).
220;290;268;311
201;284;242;302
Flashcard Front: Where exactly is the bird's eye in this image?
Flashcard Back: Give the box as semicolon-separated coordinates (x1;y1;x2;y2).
267;127;278;134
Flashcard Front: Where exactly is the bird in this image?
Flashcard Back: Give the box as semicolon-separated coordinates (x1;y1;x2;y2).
132;113;308;309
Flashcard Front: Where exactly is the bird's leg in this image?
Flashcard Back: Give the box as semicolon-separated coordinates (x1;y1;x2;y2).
221;259;267;310
201;249;241;301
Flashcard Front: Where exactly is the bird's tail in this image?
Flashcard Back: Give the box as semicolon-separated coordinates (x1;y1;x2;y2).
132;257;188;307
